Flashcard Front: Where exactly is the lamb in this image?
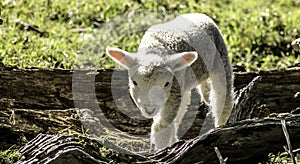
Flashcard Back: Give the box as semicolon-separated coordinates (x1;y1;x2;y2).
106;13;233;150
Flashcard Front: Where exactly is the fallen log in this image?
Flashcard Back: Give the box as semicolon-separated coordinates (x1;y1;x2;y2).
0;98;150;152
1;63;299;138
146;113;300;164
16;114;300;163
0;98;81;150
0;63;300;162
16;133;148;164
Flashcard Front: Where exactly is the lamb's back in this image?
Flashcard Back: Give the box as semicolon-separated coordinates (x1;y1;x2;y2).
138;13;217;56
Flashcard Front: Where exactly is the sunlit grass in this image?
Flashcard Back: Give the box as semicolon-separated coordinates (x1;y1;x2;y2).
0;148;20;164
1;0;299;70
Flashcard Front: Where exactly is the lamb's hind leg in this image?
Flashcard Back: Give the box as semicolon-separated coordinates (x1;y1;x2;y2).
209;60;232;127
198;80;211;104
174;91;191;139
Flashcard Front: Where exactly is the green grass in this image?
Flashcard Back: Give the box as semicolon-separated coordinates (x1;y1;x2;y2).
0;0;299;71
267;150;300;163
0;148;20;164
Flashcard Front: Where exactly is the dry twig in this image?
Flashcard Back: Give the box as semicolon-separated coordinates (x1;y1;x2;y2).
281;119;296;164
214;147;227;164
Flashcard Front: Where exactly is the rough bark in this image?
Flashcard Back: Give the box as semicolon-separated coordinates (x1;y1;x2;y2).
146;113;300;164
16;114;300;164
1;64;299;136
0;98;81;150
0;62;300;162
16;133;147;164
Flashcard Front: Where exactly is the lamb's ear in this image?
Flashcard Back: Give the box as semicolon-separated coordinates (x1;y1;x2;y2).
167;51;198;72
106;47;135;69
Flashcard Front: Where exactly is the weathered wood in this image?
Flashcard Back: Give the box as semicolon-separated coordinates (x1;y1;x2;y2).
16;114;300;163
145;113;300;164
0;98;151;152
16;133;148;164
229;66;300;122
228;76;267;123
0;98;82;150
0;63;300;151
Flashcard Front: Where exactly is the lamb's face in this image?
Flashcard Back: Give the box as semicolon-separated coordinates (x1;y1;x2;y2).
128;66;174;118
106;47;198;118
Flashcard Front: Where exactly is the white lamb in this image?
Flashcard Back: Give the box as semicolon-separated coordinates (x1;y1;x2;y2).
106;13;233;150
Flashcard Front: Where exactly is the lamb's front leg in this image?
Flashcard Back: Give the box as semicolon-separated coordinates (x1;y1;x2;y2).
174;91;191;135
151;86;181;150
151;118;177;150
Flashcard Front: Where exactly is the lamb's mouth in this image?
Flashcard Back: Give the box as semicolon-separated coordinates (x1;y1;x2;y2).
140;106;161;118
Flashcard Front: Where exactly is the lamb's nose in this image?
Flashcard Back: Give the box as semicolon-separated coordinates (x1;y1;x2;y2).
145;107;155;115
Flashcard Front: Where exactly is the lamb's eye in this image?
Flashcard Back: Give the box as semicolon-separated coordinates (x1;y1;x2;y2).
132;81;138;86
164;82;170;87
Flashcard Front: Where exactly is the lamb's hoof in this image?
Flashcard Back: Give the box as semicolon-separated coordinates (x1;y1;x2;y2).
149;143;156;154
